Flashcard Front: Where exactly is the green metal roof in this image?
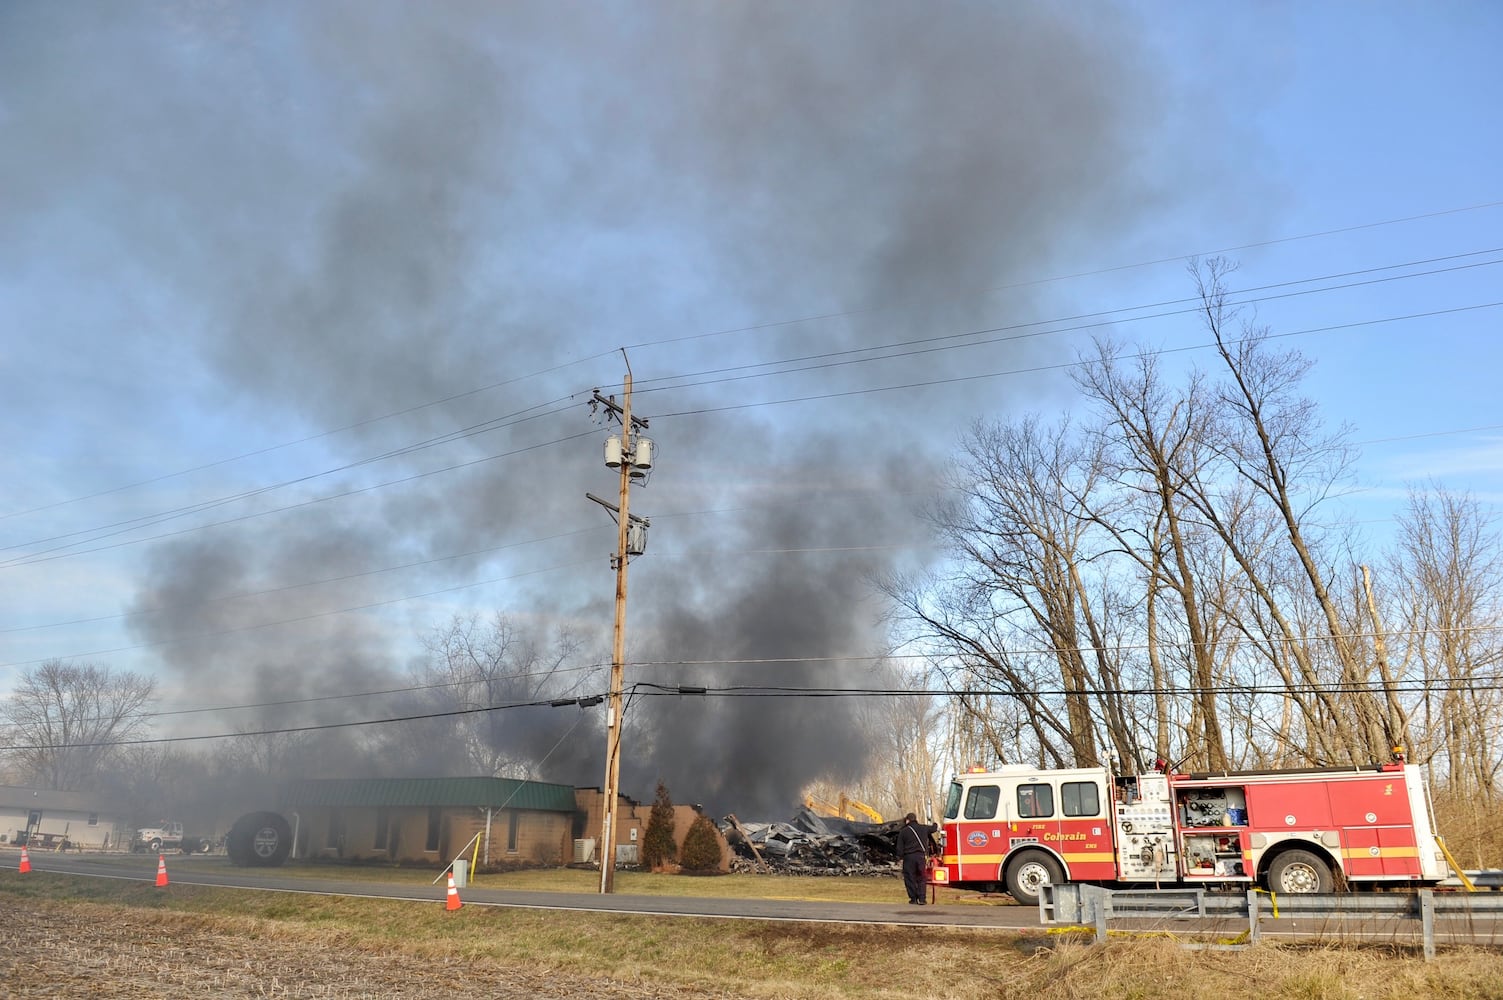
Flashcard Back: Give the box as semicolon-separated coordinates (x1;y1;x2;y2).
281;776;578;812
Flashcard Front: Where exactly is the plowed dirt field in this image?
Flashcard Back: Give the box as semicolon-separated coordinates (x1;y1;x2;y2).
0;898;743;999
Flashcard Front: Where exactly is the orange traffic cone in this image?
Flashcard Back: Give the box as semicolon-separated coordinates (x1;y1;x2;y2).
155;853;169;887
445;870;462;911
18;846;30;874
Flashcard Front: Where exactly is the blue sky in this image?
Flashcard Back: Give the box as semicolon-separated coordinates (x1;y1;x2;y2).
1145;3;1503;512
0;1;1499;798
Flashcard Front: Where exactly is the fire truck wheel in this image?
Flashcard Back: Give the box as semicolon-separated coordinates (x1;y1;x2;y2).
1005;851;1063;907
1266;849;1333;894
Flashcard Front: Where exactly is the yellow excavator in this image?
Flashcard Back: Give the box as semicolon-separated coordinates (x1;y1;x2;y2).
803;793;883;824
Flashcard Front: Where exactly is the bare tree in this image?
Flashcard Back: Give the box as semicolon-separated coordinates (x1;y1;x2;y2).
883;415;1140;769
891;260;1498;783
415;612;586;778
841;660;946;820
1389;487;1503;795
1074;340;1232;769
1;659;156;791
1188;257;1397;763
96;744;218;830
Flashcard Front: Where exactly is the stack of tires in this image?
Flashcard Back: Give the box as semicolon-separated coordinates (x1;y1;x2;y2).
225;811;292;867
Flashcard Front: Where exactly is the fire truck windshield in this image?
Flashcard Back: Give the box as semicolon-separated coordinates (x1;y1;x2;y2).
943;780;962;820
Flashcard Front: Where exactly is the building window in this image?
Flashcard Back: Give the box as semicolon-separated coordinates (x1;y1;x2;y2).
374;808;389;850
963;784;1000;820
88;813;98;826
425;807;441;852
507;810;519;853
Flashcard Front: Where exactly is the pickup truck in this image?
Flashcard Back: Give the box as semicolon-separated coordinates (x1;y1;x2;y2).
132;821;209;854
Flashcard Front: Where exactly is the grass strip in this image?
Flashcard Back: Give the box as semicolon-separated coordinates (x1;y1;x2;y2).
4;873;1503;999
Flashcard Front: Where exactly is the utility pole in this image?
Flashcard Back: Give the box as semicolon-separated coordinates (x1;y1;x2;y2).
587;357;652;894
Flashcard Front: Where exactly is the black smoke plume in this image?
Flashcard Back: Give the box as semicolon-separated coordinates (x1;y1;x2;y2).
0;1;1195;818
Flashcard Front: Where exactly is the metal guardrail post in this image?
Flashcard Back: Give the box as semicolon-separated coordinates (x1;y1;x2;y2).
1419;889;1436;961
1065;884;1104;942
1070;884;1111;942
1246;890;1261;946
1042;882;1084;924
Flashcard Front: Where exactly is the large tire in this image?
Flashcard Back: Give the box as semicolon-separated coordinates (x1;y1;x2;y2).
1005;850;1064;907
148;838;162;854
226;811;292;867
1266;848;1333;894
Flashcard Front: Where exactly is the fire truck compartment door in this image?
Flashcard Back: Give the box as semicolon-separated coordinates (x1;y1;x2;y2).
1342;825;1419;877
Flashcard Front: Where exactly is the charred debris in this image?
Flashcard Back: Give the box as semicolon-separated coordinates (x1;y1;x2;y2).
721;808;907;876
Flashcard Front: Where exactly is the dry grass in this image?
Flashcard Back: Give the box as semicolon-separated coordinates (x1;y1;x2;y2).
476;865;994;904
3;874;1503;999
1432;792;1503;874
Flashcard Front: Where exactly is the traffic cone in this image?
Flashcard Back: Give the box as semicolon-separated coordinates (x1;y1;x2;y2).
444;870;462;911
155;853;169;887
18;846;30;874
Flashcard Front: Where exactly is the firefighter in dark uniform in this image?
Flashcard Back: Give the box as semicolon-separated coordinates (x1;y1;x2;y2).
900;812;930;904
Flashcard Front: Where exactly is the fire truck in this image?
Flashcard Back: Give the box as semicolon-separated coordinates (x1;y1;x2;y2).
930;758;1449;906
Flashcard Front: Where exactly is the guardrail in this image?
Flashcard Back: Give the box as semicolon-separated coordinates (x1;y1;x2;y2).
1040;883;1503;959
1447;869;1503;890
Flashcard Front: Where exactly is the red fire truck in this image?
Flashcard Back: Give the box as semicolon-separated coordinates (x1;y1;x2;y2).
930;759;1449;905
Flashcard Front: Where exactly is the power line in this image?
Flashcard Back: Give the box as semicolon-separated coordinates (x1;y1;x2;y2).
0;428;599;570
0;394;583;562
629;256;1503;404
12;201;1498;531
0;524;606;635
5;259;1501;665
41;609;1503;725
654;300;1503;420
0;371;610;524
621;199;1503;353
9;672;1503;753
0;692;597;751
7;300;1498;655
126;660;614;724
135;611;1503;723
624;619;1503;667
630;679;1503;699
0;556;600;670
625;247;1503;396
8;248;1494;569
1357;423;1503;446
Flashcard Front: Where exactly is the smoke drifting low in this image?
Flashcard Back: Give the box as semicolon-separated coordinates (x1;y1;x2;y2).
3;2;1182;815
623;455;920;816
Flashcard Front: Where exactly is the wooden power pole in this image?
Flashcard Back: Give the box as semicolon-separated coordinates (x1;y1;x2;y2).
587;360;651;894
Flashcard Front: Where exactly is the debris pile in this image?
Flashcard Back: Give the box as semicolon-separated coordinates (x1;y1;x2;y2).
720;808;904;876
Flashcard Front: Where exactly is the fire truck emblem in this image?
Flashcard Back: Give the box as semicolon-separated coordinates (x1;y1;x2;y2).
1365;812;1377;823
967;831;989;848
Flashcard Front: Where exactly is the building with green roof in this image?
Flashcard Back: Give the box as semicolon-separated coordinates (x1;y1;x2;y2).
281;776;595;867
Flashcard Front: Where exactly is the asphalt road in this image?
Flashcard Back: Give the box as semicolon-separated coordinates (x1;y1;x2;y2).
16;851;1503;948
18;851;1038;930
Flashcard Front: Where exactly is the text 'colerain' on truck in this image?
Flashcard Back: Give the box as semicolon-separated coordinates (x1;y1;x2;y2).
930;753;1449;906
